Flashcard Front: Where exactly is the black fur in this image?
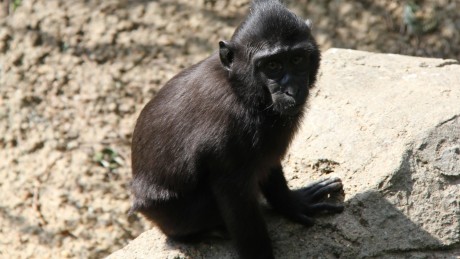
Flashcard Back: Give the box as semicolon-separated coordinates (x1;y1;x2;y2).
130;1;343;258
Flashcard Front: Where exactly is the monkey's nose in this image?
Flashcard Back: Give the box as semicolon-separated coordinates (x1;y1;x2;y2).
280;74;291;85
283;86;297;97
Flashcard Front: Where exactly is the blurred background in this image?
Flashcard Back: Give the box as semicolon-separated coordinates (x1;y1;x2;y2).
0;0;458;258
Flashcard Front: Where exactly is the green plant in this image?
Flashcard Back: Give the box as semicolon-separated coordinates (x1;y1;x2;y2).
403;2;438;35
93;147;124;170
13;0;22;11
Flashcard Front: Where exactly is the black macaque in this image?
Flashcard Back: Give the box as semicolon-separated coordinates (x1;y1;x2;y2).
130;0;344;258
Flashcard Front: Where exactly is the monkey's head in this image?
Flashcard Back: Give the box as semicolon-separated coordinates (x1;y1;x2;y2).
219;0;320;116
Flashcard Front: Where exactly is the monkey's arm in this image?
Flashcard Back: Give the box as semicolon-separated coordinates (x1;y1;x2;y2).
260;166;344;226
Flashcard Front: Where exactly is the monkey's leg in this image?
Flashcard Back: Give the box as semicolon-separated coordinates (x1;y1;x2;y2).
139;190;227;241
211;176;275;259
261;166;344;226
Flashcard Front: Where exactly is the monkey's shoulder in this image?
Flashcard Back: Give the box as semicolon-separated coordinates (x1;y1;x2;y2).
142;54;237;122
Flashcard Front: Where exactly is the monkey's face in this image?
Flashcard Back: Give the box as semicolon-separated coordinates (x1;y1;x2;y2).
254;45;318;116
218;11;320;116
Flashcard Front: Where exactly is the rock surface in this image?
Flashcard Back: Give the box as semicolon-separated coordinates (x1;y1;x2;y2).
109;49;460;258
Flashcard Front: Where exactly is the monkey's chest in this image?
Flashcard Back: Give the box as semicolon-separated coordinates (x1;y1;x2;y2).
249;126;294;164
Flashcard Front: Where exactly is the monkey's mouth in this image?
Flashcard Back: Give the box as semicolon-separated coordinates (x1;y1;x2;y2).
271;93;301;116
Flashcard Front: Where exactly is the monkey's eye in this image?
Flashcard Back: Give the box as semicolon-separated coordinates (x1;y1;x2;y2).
292;56;304;64
266;61;282;71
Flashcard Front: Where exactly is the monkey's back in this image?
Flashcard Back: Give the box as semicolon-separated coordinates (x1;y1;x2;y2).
130;54;239;204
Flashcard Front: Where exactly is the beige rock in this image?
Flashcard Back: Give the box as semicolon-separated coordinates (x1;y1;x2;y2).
109;49;460;258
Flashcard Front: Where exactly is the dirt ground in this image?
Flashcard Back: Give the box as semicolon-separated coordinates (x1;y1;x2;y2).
0;0;459;258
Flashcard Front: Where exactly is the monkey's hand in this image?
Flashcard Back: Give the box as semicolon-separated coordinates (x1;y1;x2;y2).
262;168;345;226
282;177;344;226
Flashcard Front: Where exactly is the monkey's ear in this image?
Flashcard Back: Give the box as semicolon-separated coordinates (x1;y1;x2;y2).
219;41;234;71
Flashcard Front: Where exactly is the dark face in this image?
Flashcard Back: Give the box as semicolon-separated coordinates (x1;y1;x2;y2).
218;0;320;116
254;44;314;116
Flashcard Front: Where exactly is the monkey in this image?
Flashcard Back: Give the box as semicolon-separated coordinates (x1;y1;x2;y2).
130;1;344;258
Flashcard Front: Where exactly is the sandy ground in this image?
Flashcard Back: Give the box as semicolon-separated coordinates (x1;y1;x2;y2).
0;0;459;258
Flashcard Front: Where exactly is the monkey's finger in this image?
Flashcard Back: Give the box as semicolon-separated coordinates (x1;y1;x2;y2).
309;182;343;202
288;213;315;227
304;203;344;215
304;177;331;189
300;178;342;199
301;177;342;195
